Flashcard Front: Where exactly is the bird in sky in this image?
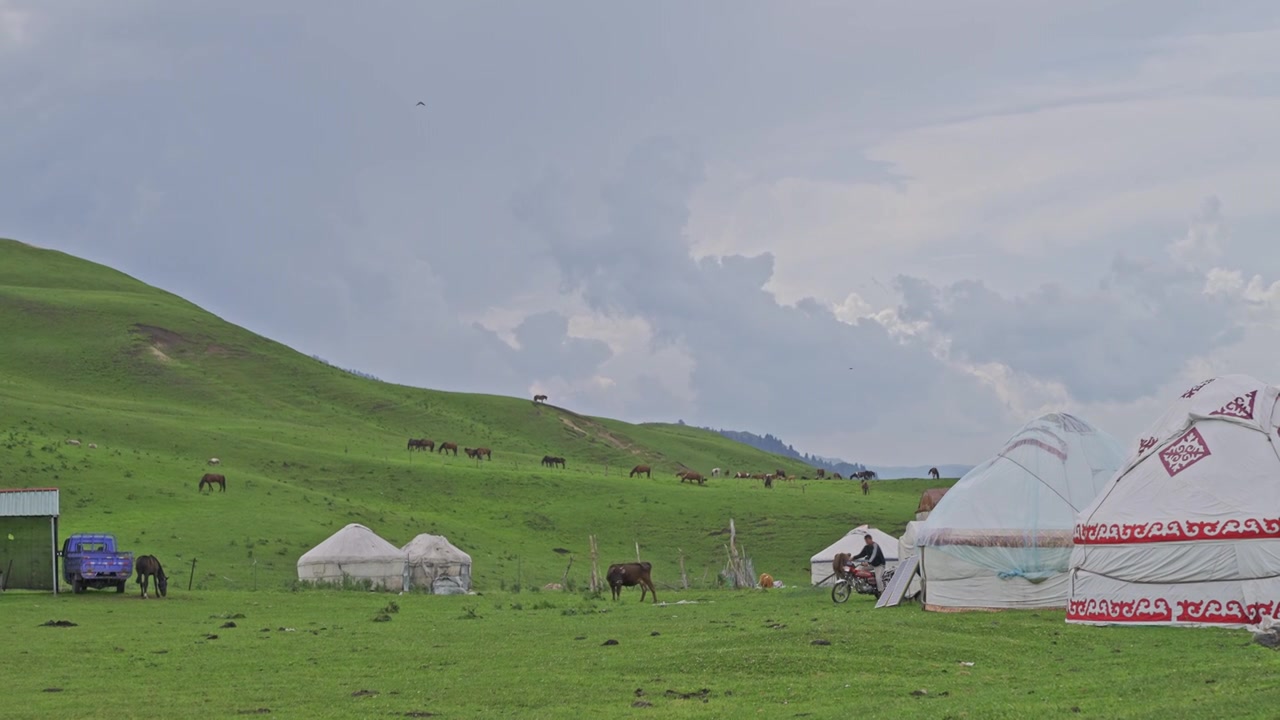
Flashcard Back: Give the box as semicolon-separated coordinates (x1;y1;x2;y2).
416;101;426;106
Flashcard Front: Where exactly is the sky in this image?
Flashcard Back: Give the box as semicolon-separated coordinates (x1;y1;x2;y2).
4;1;1280;466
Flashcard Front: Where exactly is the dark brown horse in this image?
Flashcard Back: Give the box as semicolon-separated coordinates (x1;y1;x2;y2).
474;447;491;460
606;562;657;603
464;447;481;459
815;469;826;478
136;555;167;598
928;467;940;480
629;465;651;478
407;438;435;452
199;473;226;492
542;455;565;468
437;442;458;456
533;394;548;404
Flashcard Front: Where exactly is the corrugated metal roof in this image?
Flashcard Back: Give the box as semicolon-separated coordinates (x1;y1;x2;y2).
0;488;60;517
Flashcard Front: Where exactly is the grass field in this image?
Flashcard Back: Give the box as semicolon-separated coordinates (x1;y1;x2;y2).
4;587;1278;720
3;237;1280;719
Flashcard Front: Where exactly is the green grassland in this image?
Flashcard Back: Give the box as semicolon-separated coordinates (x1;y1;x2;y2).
2;237;1279;719
0;237;883;592
4;588;1278;719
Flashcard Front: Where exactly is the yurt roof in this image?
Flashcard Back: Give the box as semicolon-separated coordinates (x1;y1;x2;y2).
920;412;1124;545
298;523;404;565
811;524;900;562
402;534;472;563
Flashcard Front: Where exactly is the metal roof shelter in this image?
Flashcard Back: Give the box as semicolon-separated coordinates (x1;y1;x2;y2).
0;488;60;593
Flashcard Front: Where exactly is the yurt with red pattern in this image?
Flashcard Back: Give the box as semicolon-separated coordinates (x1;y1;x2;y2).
1068;374;1280;629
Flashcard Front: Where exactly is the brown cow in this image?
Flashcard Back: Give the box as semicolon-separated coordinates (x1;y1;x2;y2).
437;442;458;456
629;465;651;478
199;473;226;493
606;561;657;603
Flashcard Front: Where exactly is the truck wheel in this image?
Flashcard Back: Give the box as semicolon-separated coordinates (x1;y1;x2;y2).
116;581;126;593
73;578;85;594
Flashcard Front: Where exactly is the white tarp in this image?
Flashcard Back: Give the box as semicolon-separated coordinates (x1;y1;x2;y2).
1069;375;1280;630
919;412;1124;610
810;524;900;586
297;523;406;590
402;534;472;594
899;520;925;598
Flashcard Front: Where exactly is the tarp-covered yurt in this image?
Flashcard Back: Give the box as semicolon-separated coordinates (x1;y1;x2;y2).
297;523;406;590
916;488;951;521
918;413;1124;610
402;534;472;595
810;524;900;586
1069;375;1280;629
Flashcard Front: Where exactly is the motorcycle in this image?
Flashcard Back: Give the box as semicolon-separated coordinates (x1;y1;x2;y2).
831;560;893;603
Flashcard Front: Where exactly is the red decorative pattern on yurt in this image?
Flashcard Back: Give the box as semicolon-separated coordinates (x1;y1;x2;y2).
1074;516;1280;544
1209;390;1257;420
1158;427;1211;476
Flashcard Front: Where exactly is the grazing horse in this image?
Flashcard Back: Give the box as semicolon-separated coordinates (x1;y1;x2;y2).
135;555;167;598
832;472;843;480
437;442;458;456
550;456;565;468
629;465;651;478
207;457;221;466
928;467;940;480
734;471;750;479
464;447;481;459
861;479;870;495
764;475;774;489
678;470;706;485
407;438;435;452
199;473;226;492
774;468;787;480
606;562;657;603
533;394;548;404
474;447;492;460
541;455;556;467
815;469;826;478
711;467;721;477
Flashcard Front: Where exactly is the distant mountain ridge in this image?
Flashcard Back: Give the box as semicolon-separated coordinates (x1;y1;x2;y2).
698;424;972;479
697;425;868;477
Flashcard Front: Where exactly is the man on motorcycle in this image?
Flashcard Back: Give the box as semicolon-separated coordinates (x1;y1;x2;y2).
849;534;886;596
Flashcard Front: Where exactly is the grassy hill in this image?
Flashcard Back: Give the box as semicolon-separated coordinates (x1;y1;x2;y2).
0;238;939;592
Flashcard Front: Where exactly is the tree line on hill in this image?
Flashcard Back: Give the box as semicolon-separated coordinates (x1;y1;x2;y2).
677;422;868;477
311;355;383;382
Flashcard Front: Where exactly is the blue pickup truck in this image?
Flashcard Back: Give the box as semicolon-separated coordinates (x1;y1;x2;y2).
61;533;134;594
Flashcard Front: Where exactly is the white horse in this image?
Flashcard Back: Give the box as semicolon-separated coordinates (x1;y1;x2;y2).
208;457;221;466
711;467;721;477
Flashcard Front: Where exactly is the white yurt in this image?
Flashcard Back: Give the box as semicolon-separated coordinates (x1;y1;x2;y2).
810;524;900;586
402;534;472;595
1069;375;1280;629
918;413;1124;610
297;523;406;590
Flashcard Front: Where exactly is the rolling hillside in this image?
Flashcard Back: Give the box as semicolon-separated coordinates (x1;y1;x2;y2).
0;238;944;592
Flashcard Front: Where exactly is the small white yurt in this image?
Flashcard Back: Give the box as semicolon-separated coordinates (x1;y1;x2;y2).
918;413;1124;610
810;524;900;586
297;523;406;590
1070;375;1280;629
402;534;472;595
